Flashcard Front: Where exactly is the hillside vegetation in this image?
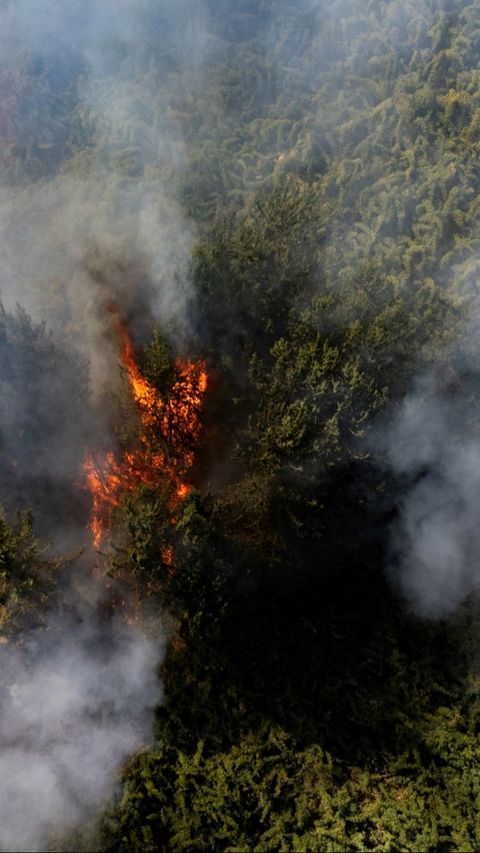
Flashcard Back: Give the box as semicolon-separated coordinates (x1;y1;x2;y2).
4;2;480;851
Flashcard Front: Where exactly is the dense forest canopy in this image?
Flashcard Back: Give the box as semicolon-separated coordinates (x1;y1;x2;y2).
4;1;480;851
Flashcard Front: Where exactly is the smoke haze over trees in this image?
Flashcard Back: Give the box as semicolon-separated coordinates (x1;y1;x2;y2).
4;1;480;850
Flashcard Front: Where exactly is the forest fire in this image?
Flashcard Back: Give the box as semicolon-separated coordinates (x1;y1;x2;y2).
83;312;207;550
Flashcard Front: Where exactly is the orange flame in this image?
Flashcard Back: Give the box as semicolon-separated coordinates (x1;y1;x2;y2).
83;313;207;553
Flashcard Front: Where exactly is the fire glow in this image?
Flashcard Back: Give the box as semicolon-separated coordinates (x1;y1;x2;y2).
84;313;207;550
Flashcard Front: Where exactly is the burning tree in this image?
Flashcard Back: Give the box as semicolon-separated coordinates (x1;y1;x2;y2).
83;312;207;561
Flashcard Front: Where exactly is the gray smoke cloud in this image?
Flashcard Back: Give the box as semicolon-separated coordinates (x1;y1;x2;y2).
375;364;480;617
0;0;210;341
0;603;164;852
0;172;194;361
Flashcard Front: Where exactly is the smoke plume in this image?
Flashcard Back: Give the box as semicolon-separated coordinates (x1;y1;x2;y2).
375;348;480;617
0;601;164;852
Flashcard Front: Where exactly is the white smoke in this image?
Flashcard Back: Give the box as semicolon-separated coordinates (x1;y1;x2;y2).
376;369;480;617
0;604;164;852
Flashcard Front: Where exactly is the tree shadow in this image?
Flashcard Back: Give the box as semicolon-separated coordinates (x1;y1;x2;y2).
160;467;470;771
